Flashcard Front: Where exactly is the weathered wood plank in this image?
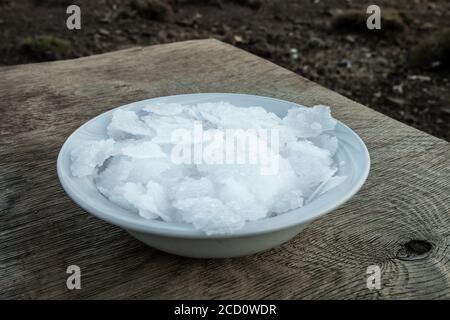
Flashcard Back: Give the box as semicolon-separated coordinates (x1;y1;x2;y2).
1;39;449;299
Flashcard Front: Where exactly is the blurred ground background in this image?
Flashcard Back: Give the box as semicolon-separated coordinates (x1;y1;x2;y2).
1;0;449;141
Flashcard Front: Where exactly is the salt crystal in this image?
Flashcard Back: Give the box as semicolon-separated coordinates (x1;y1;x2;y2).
114;181;171;221
282;105;337;138
70;139;115;177
286;140;335;196
96;156;132;195
70;101;345;235
174;197;244;235
119;141;167;159
107;109;154;140
309;134;338;156
142;115;194;144
195;102;281;129
218;177;268;220
144;102;187;116
244;157;299;206
126;158;179;186
171;177;215;200
142;181;170;221
108;184;141;213
271;189;304;215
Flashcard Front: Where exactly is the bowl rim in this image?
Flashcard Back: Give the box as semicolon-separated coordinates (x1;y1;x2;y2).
57;93;371;239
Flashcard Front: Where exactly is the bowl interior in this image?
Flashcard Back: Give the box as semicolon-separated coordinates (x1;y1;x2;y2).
57;93;370;238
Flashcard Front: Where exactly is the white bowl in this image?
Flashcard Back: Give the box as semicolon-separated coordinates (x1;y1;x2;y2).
57;93;370;258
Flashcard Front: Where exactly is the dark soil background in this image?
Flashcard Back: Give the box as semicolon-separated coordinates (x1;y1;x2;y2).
1;0;449;141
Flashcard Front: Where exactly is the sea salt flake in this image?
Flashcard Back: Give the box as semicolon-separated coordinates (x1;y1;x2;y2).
107;109;154;140
246;157;298;206
116;181;171;221
108;185;141;213
142;115;194;144
144;102;188;116
108;182;146;214
70;101;345;235
218;177;268;220
309;134;338;156
174;197;244;235
194;102;281;129
141;181;171;221
282;105;337;138
271;189;304;215
171;177;215;200
286;140;335;196
119;141;167;159
70;139;115;177
126;158;174;184
95;157;132;194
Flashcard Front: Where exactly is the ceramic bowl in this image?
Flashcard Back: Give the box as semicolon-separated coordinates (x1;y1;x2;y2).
57;93;370;258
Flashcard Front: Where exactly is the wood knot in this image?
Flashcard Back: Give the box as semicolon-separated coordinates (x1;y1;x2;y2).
397;240;433;261
405;240;432;255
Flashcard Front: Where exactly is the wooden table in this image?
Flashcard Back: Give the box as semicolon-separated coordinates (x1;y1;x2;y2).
1;39;449;299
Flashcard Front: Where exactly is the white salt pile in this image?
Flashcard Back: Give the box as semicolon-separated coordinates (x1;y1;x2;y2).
70;101;345;235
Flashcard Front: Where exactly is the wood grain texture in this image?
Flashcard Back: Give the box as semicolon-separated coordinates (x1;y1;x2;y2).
1;39;450;299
